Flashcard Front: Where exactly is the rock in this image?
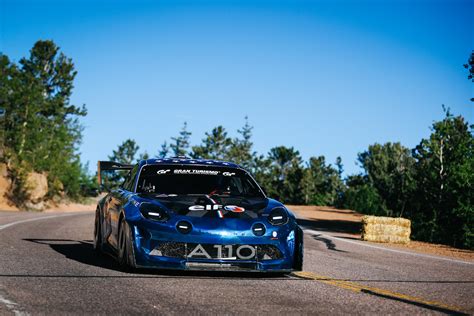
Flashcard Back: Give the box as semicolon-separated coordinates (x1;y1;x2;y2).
0;163;8;178
25;172;48;203
24;200;45;211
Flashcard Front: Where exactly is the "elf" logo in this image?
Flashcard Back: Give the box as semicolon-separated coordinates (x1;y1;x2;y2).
188;205;245;213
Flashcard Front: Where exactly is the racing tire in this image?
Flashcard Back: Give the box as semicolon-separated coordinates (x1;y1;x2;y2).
118;219;136;272
93;209;103;253
292;226;304;271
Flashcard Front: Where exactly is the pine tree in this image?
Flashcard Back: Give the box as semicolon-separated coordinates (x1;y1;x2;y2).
105;139;139;189
108;139;139;164
139;151;150;160
157;141;169;158
191;126;232;160
0;40;87;200
302;156;343;206
463;50;474;102
170;122;191;157
358;142;416;217
228;116;255;169
412;109;473;248
266;146;304;204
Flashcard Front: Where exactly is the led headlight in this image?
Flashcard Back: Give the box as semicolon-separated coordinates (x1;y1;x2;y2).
139;203;169;222
267;207;289;226
252;223;266;236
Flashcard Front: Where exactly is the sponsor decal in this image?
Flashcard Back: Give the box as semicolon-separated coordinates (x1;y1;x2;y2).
188;204;245;213
223;205;245;213
156;169;171;174
174;169;220;175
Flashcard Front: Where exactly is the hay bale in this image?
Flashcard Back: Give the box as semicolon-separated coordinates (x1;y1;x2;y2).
362;215;411;227
361;215;411;244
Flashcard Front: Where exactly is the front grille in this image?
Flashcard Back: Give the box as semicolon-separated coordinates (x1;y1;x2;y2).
151;242;282;261
256;245;282;260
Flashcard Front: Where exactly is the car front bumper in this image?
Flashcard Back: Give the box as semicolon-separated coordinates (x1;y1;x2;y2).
127;217;298;272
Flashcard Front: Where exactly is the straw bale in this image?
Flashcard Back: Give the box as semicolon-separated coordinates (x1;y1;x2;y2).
361;215;411;244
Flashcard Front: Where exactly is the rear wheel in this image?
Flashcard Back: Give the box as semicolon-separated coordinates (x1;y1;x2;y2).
118;219;136;271
93;209;103;253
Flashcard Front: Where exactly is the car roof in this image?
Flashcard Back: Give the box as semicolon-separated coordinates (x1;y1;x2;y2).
139;157;243;169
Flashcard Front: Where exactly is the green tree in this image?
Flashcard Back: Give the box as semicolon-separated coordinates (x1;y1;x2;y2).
105;139;140;189
170;122;191;157
0;40;87;201
228;116;256;170
302;156;344;206
464;50;474;102
342;174;387;215
358;142;416;217
253;154;273;195
412;109;473;248
108;139;139;164
157;141;169;158
191;126;232;160
139;151;150;160
266;146;304;204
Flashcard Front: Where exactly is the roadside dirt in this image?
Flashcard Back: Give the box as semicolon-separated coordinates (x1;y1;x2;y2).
287;205;474;262
43;199;97;212
0;196;98;213
0;200;19;211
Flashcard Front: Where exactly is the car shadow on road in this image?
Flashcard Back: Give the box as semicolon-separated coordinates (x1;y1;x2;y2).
297;218;362;235
21;238;291;279
24;238;121;270
311;234;347;252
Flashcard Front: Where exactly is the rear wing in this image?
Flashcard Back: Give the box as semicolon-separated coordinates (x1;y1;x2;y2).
97;161;134;186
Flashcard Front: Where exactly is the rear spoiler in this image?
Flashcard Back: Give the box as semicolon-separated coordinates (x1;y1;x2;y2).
97;161;133;186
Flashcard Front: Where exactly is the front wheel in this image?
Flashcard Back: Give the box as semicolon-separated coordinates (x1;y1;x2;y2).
118;219;136;271
292;226;304;271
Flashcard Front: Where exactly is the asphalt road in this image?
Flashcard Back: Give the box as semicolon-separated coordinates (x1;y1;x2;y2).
0;211;472;315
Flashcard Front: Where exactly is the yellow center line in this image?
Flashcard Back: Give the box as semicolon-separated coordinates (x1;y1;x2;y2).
291;271;466;314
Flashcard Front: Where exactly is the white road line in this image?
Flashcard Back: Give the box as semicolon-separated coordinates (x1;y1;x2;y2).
0;212;89;315
304;228;473;266
0;293;25;316
0;213;85;231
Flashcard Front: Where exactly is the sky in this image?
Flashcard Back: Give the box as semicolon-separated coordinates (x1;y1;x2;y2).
1;0;473;175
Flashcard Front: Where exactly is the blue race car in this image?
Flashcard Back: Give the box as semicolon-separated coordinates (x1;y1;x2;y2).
94;157;303;273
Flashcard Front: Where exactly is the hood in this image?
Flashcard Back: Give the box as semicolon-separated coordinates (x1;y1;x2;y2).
137;194;271;220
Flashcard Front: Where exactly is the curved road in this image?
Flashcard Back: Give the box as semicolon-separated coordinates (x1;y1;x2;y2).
0;211;472;315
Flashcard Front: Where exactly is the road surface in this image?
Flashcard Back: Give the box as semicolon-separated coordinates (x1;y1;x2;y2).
0;211;472;315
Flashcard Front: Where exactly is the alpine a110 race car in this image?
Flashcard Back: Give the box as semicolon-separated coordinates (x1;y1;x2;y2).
94;157;303;273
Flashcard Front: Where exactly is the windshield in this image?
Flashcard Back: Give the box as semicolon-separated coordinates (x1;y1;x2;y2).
136;165;264;198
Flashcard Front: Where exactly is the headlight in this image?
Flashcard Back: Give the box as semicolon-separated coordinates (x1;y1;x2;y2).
267;207;289;226
139;203;169;222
